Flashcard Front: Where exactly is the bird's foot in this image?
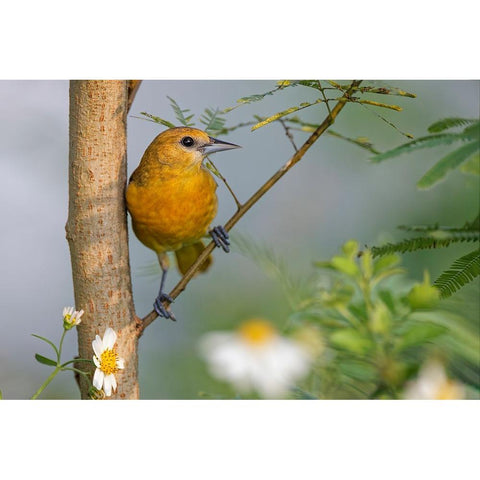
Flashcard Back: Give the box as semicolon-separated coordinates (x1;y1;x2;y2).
153;293;176;321
210;225;230;253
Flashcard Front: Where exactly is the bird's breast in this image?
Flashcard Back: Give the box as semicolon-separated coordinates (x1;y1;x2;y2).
126;167;218;252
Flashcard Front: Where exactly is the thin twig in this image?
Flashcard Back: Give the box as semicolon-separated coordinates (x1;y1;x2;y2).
137;80;362;334
206;157;242;209
317;81;332;116
279;119;298;152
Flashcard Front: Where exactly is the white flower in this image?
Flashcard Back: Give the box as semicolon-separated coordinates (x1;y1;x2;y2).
63;306;84;329
403;359;465;400
199;318;312;398
92;327;125;397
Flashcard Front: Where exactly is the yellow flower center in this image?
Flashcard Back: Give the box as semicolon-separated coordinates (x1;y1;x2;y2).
64;314;72;323
435;379;463;400
238;319;276;345
99;348;119;375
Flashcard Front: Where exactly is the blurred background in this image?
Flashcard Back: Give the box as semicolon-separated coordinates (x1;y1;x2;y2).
0;80;478;399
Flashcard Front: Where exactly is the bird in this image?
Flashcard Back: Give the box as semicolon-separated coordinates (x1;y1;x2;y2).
126;126;240;320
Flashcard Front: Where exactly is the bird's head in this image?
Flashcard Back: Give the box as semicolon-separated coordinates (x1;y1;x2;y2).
147;127;240;169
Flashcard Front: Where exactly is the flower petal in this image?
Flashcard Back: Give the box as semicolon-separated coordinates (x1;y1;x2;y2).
117;357;125;370
92;336;104;357
103;328;117;350
93;368;104;390
108;373;117;393
103;374;113;396
93;355;101;368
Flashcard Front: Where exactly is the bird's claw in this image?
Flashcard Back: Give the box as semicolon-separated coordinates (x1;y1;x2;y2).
153;293;176;321
210;225;230;253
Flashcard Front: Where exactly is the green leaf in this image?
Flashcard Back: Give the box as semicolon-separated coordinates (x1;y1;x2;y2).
35;353;57;367
396;321;447;351
417;140;480;189
427;117;477;133
360;250;373;279
373;254;401;275
371;232;480;257
137;112;176;129
330;256;360;277
251;99;325;131
342;239;359;259
199;107;227;136
326;129;381;154
462;121;480;140
330;329;373;355
370;133;469;163
167;96;195;127
291;387;318;399
460;152;480;176
434;249;480;298
31;334;59;358
339;360;378;382
377;290;397;314
222;81;296;113
333;83;416;98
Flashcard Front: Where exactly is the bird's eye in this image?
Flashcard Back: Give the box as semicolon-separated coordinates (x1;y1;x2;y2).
181;136;195;147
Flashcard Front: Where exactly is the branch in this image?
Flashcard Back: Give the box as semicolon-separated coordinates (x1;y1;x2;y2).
127;80;142;113
137;80;362;334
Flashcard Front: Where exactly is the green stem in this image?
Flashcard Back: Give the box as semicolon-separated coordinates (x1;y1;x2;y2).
57;329;67;361
61;358;93;367
31;328;71;399
31;367;61;400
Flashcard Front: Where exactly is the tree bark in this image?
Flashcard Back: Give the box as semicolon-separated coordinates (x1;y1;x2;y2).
66;80;139;399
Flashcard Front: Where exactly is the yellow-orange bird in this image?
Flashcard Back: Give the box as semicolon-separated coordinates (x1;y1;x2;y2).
126;127;240;319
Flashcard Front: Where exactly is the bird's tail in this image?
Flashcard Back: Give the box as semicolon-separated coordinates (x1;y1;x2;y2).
174;241;212;276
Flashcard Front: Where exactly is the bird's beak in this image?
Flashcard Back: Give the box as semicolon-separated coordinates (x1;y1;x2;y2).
202;136;241;155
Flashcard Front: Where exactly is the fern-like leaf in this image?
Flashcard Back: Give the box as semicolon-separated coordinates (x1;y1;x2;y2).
200;108;226;136
251;99;325;131
417;140;480;189
370;133;470;163
167;96;195;126
222;81;295;113
328;82;416;98
371;233;480;257
462;121;480;140
428;117;477;133
460;152;480;176
398;219;480;233
434;249;480;298
136;112;176;129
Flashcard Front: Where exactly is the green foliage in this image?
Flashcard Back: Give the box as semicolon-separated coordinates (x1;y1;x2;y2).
460;152;480;175
199;108;227;136
371;118;480;189
251;98;325;131
371;219;480;298
35;353;57;366
428;117;478;133
370;117;479;297
236;236;478;398
371;133;471;162
167;96;195;127
137;112;176;129
237;80;415;135
135;81;415;158
434;249;480;298
371;230;480;257
417;138;479;189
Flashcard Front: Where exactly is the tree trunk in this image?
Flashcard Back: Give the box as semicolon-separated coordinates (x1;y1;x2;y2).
66;80;139;399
